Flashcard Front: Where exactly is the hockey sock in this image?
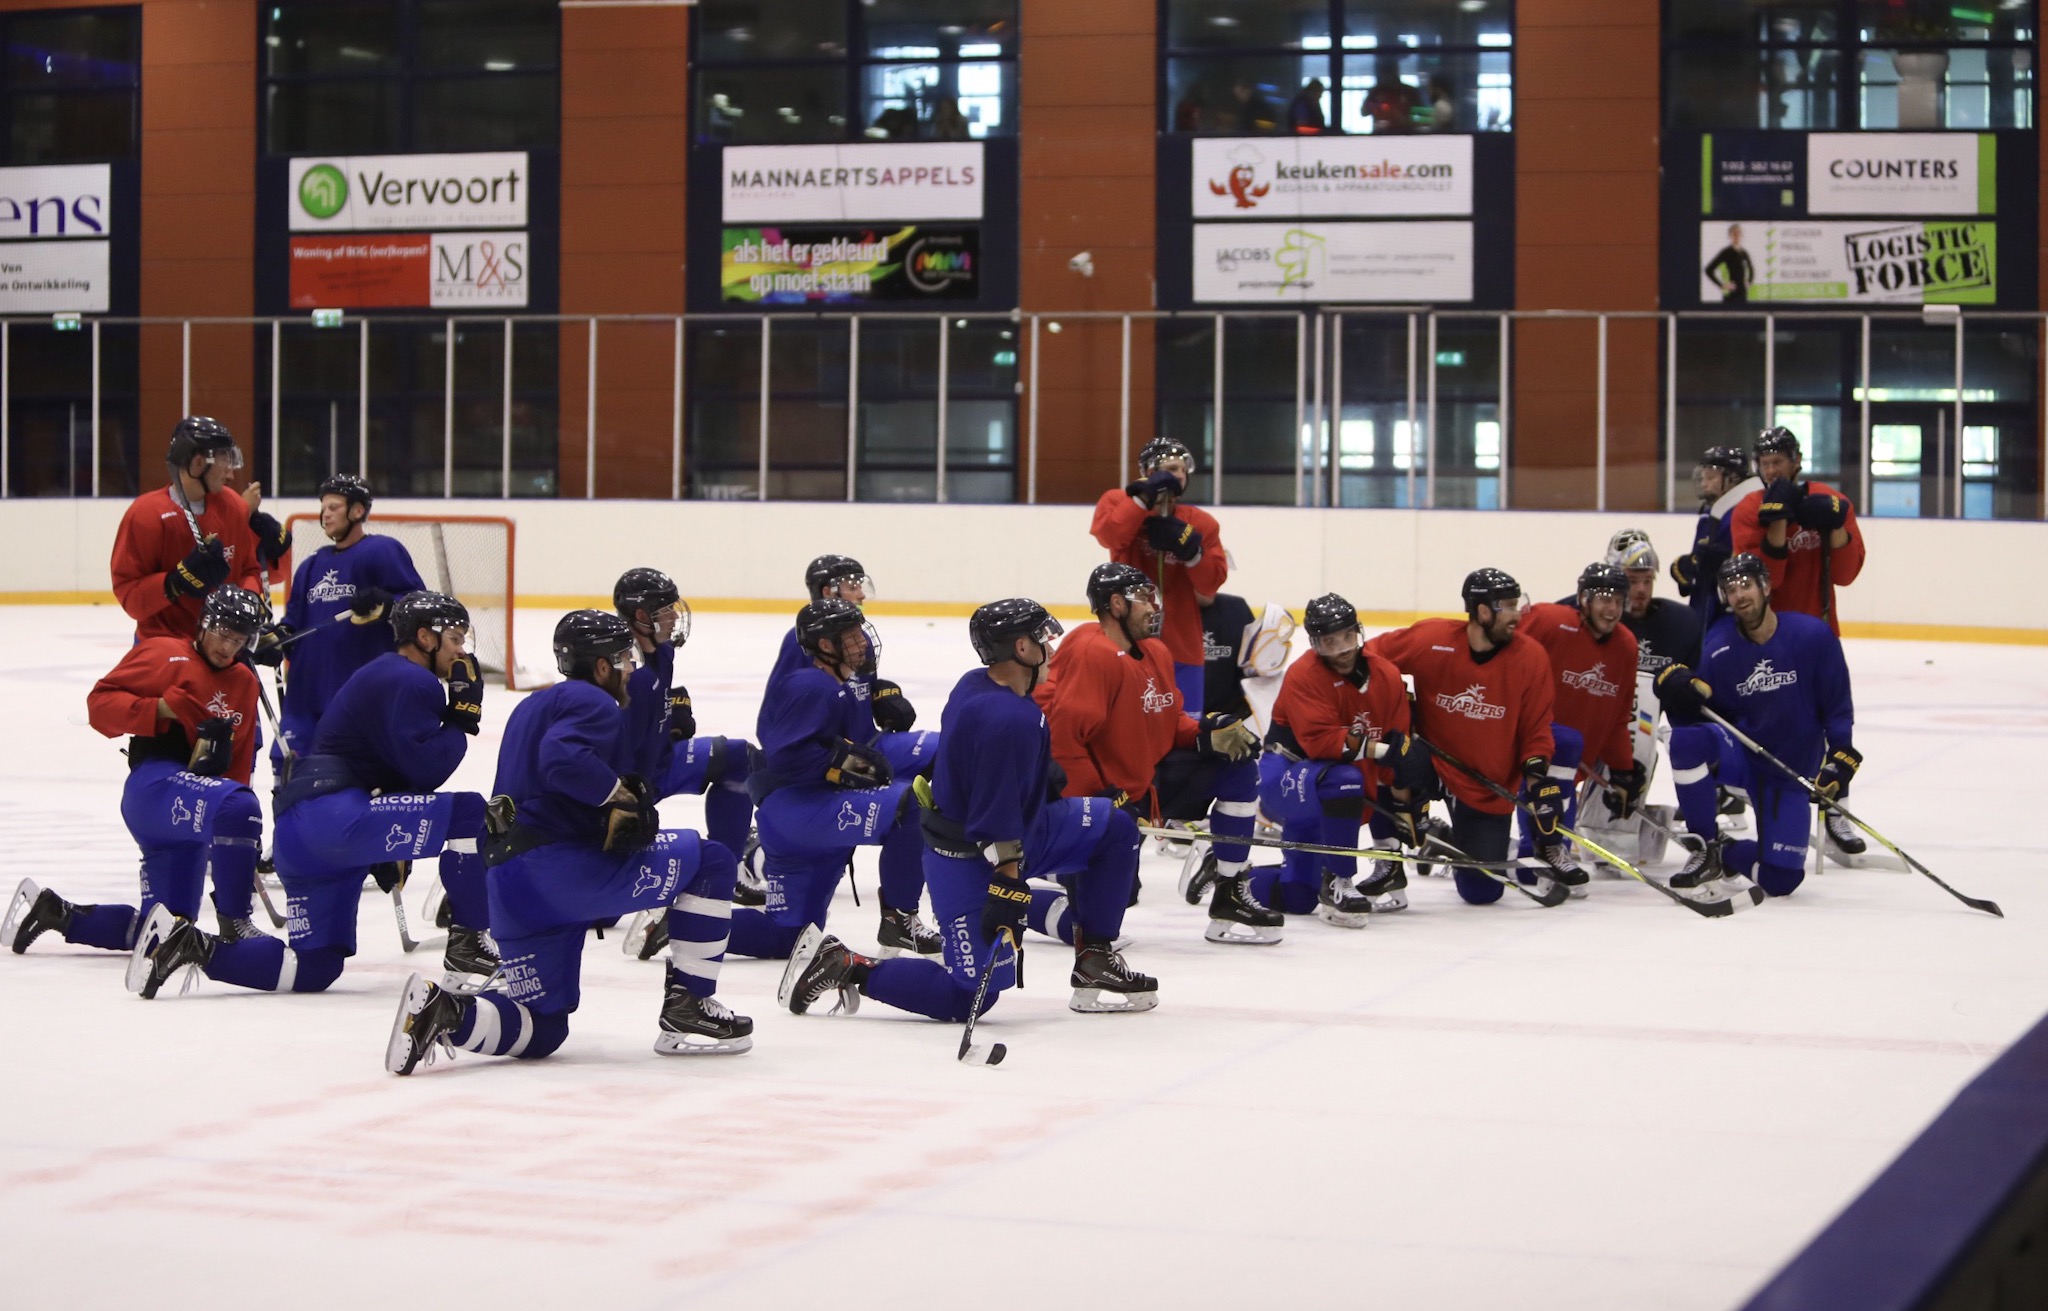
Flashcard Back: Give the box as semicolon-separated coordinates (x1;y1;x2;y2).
438;849;490;931
64;903;138;951
1027;883;1076;945
1756;862;1806;898
453;993;569;1060
704;785;752;856
205;789;265;920
725;908;804;960
1210;797;1258;867
1247;867;1318;916
876;819;925;913
862;955;982;1022
1072;827;1139;939
665;840;736;997
1668;726;1723;837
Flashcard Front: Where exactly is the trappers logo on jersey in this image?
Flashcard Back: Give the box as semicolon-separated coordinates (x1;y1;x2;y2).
204;691;246;728
1736;660;1799;697
306;569;354;603
1788;527;1822;554
1139;677;1176;715
1561;662;1621;699
1434;683;1507;721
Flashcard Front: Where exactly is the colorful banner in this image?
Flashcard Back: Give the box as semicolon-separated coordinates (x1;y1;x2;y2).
1698;220;1996;305
429;232;528;307
0;164;110;240
1806;133;1993;216
1702;133;1803;218
723;143;983;223
721;225;977;303
1192;136;1472;219
288;153;529;232
290;232;530;308
1192;221;1472;303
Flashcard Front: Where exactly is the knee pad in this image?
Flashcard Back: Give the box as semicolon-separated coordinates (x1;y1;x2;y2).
1101;805;1139;848
1757;863;1805;898
216;787;263;838
446;792;487;840
1453;869;1506;905
291;947;348;994
688;840;738;902
1320;795;1366;821
712;739;758;789
516;1010;573;1061
1668;725;1715;772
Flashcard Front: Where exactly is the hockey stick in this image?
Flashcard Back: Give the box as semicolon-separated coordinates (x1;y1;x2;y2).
1420;736;1760;918
1698;707;2001;918
1579;764;1765;915
1350;789;1571;907
1134;822;1554;875
958;926;1016;1067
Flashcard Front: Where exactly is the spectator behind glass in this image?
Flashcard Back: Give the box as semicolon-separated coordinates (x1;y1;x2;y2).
1174;84;1209;132
1287;77;1327;134
932;95;970;140
1231;78;1280;134
1429;75;1456;131
1361;55;1419;134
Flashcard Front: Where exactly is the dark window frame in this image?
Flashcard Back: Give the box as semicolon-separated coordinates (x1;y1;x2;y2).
0;6;141;167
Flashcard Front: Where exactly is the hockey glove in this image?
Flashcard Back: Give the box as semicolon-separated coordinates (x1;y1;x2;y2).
1145;514;1203;562
1521;759;1564;840
247;623;291;668
187;716;235;777
601;774;659;852
1757;479;1801;527
1815;742;1862;800
1668;554;1696;598
1197;712;1258;762
165;537;229;602
1097;787;1148;819
824;739;894;790
1378;729;1435;794
980;868;1031;946
369;860;411;894
1604;763;1647;819
1653;664;1716;719
1385;789;1430;849
1796;489;1848;532
350;585;393;624
1043;759;1069;803
666;685;696;742
1124;469;1180;509
443;653;484;735
870;679;918;733
249;508;291;566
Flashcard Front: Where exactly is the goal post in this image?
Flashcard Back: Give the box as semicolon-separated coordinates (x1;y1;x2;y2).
280;513;533;689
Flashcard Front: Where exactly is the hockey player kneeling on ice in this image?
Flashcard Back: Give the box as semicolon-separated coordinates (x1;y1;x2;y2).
1248;593;1430;926
1036;563;1272;944
5;586;268;966
1652;554;1856;900
731;600;930;963
613;568;761;961
781;599;1158;1020
386;611;749;1075
1366;569;1567;905
763;554;940;953
132;591;496;1001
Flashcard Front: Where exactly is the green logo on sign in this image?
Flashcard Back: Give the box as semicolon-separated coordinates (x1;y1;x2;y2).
299;164;348;219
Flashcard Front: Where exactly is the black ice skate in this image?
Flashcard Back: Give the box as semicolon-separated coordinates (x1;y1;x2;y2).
129;906;217;1000
386;971;472;1075
876;905;942;958
1359;846;1410;912
654;968;754;1055
1314;872;1373;929
1411;816;1454;877
1178;848;1220;906
1069;937;1159;1013
734;829;767;907
778;925;871;1015
1537;841;1591;899
3;879;73;954
215;912;273;944
443;924;502;990
1204;872;1284;945
1822;809;1868;858
1671;836;1725;890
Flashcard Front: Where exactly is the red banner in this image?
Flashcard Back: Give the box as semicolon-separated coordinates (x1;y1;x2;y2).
288;235;431;308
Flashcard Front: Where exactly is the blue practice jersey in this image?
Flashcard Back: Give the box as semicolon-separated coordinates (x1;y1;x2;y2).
309;652;468;793
771;625;878;736
494;679;631;846
1686;475;1761;632
1700;610;1853;777
757;663;874;793
280;535;427;725
930;668;1050;846
623;639;675;781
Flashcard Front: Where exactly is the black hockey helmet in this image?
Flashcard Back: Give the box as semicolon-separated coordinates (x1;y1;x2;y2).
1718;552;1770;595
795;598;878;674
1577;562;1628;598
1137;437;1196;476
553;609;634;680
1087;562;1157;612
613;567;679;619
1753;426;1801;464
969;598;1062;666
317;473;373;512
391;590;471;648
167;415;242;471
1303;592;1360;640
1605;528;1659;573
199;584;266;638
1698;445;1748;479
805;554;871;601
1461;567;1521;616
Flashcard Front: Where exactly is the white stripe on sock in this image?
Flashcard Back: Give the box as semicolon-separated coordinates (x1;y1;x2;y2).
671;892;731;919
274;949;297;993
1672;763;1711;785
504;1003;533;1058
1215;801;1258;817
669;937;727;984
461;998;500;1053
443;837;478;854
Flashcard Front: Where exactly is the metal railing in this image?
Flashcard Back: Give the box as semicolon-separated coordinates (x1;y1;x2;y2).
2;307;2042;517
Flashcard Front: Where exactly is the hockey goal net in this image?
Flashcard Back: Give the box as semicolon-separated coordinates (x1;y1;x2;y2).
281;514;534;688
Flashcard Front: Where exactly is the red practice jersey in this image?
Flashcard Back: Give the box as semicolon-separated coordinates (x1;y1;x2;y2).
111;486;265;642
1518;602;1637;776
1090;489;1229;668
1268;647;1411;787
1034;621;1196;800
87;637;261;785
1729;480;1865;635
1365;617;1555;815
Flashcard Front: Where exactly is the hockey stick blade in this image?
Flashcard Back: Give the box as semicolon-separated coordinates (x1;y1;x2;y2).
393;886;422;953
1135;822;1552;874
957;928;1014;1066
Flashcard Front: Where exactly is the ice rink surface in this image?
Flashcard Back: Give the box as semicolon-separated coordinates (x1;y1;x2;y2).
1;602;2043;1311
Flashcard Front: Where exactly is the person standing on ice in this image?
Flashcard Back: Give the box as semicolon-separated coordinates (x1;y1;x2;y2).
1092;438;1230;715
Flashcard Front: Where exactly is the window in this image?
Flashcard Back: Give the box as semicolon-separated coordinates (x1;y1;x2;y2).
263;0;560;155
1163;0;1512;135
0;9;139;164
1664;0;2035;130
694;0;1016;144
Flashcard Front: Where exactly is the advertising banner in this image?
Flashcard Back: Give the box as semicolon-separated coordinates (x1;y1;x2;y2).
1702;134;1803;218
1698;219;1995;304
0;240;109;311
721;225;976;303
1193;221;1472;303
1806;134;1992;215
0;164;111;240
290;232;529;308
288;153;529;231
429;232;528;307
1192;136;1472;219
723;143;983;223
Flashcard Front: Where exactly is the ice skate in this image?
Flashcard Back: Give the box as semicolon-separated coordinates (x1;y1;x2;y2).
779;925;868;1016
1411;816;1453;876
442;924;502;990
423;875;451;930
1538;841;1591;899
1822;809;1867;859
1069;937;1158;1013
1359;846;1409;912
3;879;72;954
1313;872;1372;929
1178;847;1219;905
619;909;668;960
214;912;272;944
130;908;217;1001
1670;836;1725;892
734;829;767;907
386;971;470;1075
1204;872;1283;945
876;904;941;959
654;969;753;1055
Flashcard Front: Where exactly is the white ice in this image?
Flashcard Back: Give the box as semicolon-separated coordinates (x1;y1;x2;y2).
0;603;2043;1311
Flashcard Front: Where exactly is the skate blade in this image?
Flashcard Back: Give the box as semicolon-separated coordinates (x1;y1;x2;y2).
2;877;42;952
386;972;444;1076
777;925;826;1009
653;1031;754;1056
619;910;654;957
126;905;176;995
440;966;503;994
1176;845;1212;905
1204;919;1283;945
732;888;767;909
1069;986;1160;1014
1524;879;1570;908
874;943;903;960
1312;904;1370;929
1366;892;1409;913
419;876;447;930
1566;882;1590;900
